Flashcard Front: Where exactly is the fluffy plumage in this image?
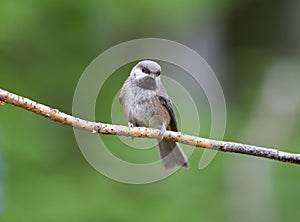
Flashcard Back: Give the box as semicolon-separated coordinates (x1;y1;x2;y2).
119;60;189;169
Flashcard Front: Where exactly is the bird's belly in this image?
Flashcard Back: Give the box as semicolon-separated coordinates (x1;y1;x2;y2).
128;97;169;129
129;98;156;127
122;86;170;128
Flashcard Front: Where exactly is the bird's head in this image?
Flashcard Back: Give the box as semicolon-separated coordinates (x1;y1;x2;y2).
130;60;161;89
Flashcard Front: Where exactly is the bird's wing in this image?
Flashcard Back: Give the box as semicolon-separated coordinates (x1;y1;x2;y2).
119;84;125;106
158;95;178;132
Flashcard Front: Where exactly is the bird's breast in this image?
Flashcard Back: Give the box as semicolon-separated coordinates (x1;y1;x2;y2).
124;85;169;128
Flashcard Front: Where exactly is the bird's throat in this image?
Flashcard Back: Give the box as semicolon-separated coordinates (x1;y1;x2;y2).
136;76;157;90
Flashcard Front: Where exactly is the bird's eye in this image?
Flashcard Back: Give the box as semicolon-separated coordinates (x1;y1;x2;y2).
156;71;160;75
141;68;150;74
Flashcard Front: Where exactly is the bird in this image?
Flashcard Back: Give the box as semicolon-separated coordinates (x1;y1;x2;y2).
119;60;189;169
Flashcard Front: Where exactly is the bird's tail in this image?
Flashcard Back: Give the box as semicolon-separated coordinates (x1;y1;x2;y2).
158;140;189;169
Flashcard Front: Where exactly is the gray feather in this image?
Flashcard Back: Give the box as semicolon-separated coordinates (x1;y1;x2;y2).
119;60;190;169
158;140;189;169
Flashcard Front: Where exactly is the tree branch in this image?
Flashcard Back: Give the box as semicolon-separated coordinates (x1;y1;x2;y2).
1;88;300;165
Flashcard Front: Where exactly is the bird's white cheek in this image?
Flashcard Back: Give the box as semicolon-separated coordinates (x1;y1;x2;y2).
134;69;148;80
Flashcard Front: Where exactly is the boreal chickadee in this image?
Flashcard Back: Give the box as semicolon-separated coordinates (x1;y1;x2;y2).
119;60;189;169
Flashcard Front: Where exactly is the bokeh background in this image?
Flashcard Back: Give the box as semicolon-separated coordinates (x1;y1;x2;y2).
1;0;300;221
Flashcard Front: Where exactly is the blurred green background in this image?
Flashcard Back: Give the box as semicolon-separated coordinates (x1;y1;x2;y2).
1;0;300;221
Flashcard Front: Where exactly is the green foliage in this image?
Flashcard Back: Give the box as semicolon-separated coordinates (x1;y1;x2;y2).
1;0;300;221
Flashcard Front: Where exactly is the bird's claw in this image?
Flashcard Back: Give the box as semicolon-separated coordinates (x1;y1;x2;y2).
158;124;166;141
128;122;135;140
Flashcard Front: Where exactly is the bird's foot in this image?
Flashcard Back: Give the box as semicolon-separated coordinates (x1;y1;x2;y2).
158;124;166;141
128;122;135;140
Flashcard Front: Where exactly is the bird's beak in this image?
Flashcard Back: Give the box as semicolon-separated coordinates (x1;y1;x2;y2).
149;73;158;79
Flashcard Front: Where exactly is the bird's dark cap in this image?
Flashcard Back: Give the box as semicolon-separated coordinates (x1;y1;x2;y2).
137;60;161;75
